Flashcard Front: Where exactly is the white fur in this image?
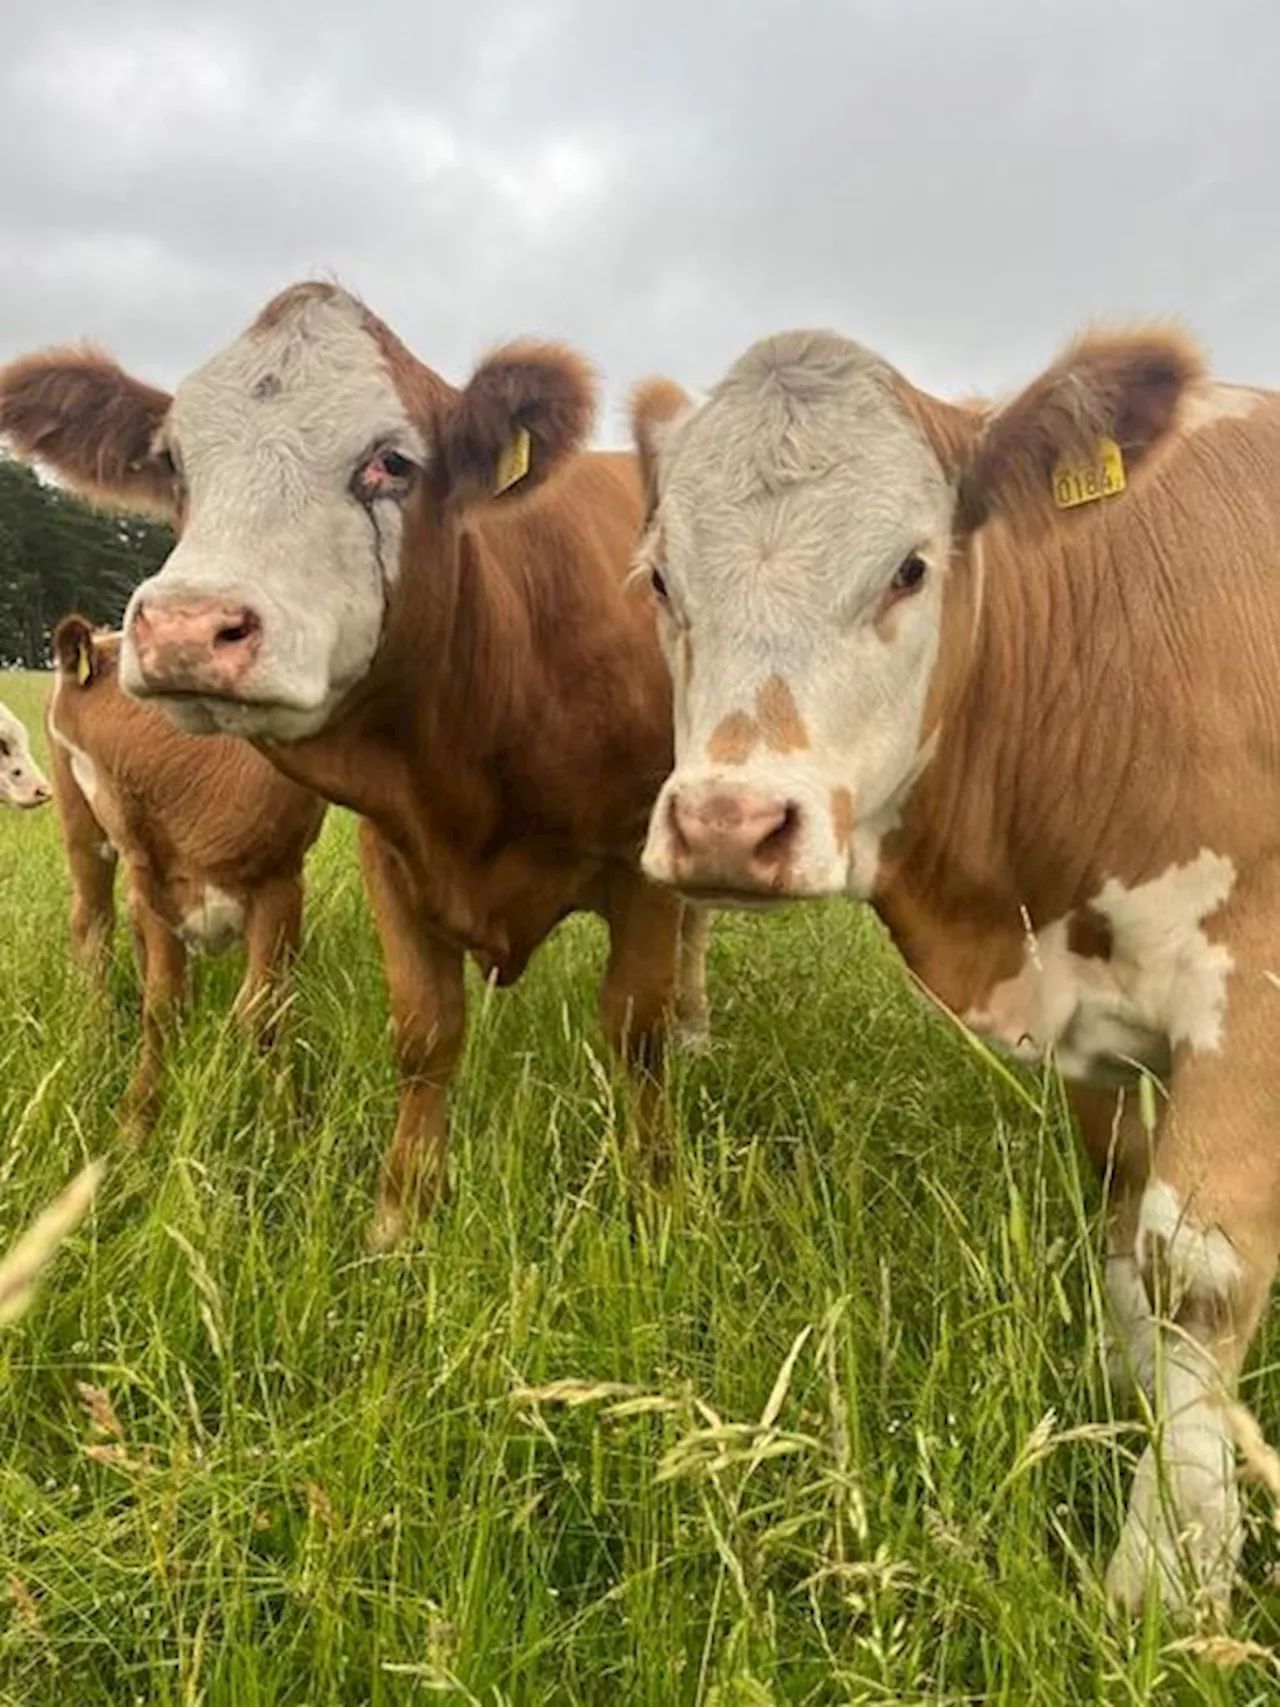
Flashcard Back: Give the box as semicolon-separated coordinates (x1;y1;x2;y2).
1106;1339;1242;1613
46;684;99;807
121;289;424;741
1136;1180;1243;1302
639;332;952;899
178;884;245;955
0;698;50;808
964;850;1235;1084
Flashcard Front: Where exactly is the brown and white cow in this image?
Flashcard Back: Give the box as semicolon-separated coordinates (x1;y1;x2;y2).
632;327;1280;1613
46;615;326;1127
0;283;709;1246
0;698;51;809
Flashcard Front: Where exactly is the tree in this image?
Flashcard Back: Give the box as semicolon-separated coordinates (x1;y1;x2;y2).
0;457;174;667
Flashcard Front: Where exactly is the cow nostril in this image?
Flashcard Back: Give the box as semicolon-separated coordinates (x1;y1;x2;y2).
667;794;691;856
214;610;261;649
755;802;800;864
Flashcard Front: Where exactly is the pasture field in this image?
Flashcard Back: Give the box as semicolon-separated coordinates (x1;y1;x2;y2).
0;666;1277;1706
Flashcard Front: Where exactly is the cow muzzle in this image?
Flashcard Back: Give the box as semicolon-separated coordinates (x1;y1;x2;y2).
650;780;803;898
129;597;263;697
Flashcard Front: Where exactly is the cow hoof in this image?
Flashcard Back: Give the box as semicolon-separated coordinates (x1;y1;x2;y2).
674;1021;712;1056
366;1205;406;1253
1105;1443;1240;1617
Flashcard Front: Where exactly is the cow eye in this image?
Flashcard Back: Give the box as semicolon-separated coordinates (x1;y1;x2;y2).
356;447;418;499
890;554;928;595
0;740;9;759
651;569;669;601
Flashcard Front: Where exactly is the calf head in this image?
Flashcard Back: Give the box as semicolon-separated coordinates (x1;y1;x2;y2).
634;327;1201;903
0;700;50;809
0;284;598;741
49;616;122;745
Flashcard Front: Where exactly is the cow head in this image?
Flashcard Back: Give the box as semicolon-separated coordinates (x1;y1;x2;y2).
0;699;50;809
635;326;1201;903
0;284;597;741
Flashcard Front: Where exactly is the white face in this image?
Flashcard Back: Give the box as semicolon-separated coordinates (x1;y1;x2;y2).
640;332;956;901
120;291;425;740
0;701;49;807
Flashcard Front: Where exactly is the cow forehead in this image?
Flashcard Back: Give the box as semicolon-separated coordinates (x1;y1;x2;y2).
170;291;423;483
659;332;951;594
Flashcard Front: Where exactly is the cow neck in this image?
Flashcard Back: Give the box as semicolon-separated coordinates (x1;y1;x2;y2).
872;509;1181;1006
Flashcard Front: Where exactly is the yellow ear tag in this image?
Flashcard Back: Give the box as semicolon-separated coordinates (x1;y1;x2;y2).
75;639;92;685
493;426;531;495
1052;437;1126;509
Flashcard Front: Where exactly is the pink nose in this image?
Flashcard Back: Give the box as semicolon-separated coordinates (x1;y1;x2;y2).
666;788;801;893
131;598;262;695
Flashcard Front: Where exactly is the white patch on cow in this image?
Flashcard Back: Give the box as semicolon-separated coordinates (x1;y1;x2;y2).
178;884;245;955
1105;1338;1242;1613
964;850;1236;1084
0;697;50;809
640;332;953;899
1136;1179;1243;1303
1179;381;1267;435
46;688;100;808
121;288;426;742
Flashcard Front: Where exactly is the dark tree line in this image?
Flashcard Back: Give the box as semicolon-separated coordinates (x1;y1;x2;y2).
0;456;174;667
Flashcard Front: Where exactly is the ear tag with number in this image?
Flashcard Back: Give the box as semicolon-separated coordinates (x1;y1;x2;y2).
493;427;532;495
75;639;92;685
1052;438;1126;509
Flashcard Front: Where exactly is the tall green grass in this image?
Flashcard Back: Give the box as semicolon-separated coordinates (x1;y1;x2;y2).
0;668;1276;1704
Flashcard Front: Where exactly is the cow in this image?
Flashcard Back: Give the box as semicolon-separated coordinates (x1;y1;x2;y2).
0;698;51;809
46;615;326;1128
629;326;1280;1615
0;283;710;1248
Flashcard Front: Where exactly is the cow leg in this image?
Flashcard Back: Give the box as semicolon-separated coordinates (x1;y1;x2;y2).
53;764;117;980
358;823;466;1250
1068;1082;1157;1397
599;869;684;1179
233;875;303;1046
120;887;187;1137
674;902;712;1052
1104;935;1280;1615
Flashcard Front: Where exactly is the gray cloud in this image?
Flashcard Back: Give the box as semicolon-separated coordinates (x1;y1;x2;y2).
2;0;1278;441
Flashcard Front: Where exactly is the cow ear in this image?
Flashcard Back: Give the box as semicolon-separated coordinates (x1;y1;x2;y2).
954;326;1204;534
53;616;97;686
630;377;694;525
438;341;598;510
0;347;177;519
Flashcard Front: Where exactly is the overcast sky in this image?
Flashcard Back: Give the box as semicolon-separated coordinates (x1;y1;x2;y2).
2;0;1278;442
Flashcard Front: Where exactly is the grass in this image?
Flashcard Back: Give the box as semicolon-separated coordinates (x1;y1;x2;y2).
0;665;1276;1705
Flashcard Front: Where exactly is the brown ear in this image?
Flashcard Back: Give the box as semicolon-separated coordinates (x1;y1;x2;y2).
52;615;98;686
630;377;693;523
438;340;597;510
0;346;177;518
955;326;1204;534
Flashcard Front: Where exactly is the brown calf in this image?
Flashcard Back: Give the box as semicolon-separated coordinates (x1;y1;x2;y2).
47;616;326;1126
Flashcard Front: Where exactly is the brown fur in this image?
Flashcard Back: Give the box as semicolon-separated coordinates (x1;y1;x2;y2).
47;616;325;1129
0;287;712;1241
756;675;810;753
707;712;759;766
0;348;176;516
631;377;693;524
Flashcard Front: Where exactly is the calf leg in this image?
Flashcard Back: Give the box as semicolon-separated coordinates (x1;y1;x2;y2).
1104;924;1280;1616
358;823;466;1249
599;868;685;1179
675;902;712;1052
120;886;187;1136
233;874;304;1045
50;745;117;979
1068;1082;1157;1397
